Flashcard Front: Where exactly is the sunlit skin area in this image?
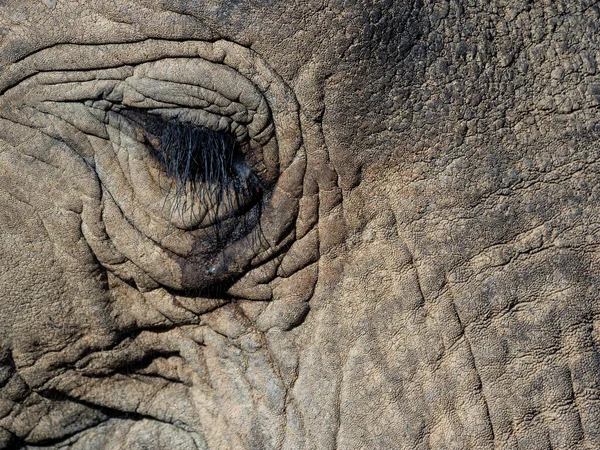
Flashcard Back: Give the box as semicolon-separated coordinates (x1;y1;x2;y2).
0;1;599;448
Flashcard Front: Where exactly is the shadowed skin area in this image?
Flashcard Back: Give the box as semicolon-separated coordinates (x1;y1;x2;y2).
0;1;600;449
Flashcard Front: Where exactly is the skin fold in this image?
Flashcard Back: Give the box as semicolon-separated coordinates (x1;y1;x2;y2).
0;1;599;449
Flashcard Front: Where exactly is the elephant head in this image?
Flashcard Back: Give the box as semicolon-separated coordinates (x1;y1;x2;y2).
0;1;599;448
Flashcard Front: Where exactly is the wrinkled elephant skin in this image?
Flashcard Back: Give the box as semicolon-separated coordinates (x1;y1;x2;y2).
0;1;600;449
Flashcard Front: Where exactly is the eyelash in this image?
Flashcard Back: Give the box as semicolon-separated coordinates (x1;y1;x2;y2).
123;110;263;230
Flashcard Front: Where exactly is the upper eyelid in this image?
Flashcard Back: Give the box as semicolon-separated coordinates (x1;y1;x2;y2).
19;76;242;110
21;58;266;109
35;76;257;116
16;67;270;135
120;79;257;122
1;39;300;180
15;85;261;148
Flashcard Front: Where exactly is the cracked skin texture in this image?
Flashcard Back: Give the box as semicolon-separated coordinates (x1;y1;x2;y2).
0;0;600;448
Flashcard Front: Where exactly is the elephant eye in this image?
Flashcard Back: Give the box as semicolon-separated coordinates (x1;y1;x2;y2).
121;109;263;231
0;42;306;293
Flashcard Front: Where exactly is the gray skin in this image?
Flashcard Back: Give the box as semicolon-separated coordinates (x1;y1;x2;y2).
0;1;599;449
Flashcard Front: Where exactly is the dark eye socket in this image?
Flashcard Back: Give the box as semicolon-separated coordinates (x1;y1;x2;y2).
121;109;264;233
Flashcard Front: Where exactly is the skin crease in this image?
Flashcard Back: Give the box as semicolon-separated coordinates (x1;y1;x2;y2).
0;0;600;449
